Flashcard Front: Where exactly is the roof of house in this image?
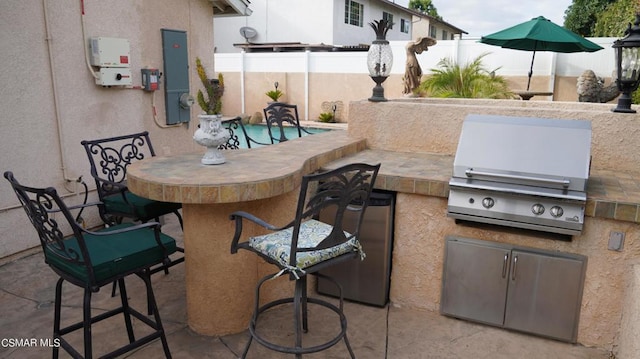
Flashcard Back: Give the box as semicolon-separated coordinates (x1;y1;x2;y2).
379;0;467;34
228;0;468;52
211;0;252;16
233;42;369;53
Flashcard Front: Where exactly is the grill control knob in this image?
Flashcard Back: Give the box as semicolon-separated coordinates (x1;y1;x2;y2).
531;203;545;215
482;197;495;209
550;206;564;218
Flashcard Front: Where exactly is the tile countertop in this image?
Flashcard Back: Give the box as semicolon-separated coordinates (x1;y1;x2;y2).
126;131;366;204
324;150;640;224
127;129;639;224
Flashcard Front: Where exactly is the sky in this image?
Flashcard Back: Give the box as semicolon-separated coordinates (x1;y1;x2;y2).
393;0;574;37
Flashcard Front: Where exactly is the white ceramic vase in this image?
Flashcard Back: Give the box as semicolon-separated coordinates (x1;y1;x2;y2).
193;114;231;165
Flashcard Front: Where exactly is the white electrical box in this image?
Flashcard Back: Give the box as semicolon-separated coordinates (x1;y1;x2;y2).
95;68;133;86
90;37;131;68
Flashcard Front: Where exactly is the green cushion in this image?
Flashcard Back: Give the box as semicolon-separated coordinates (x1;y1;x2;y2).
103;192;181;220
45;223;177;284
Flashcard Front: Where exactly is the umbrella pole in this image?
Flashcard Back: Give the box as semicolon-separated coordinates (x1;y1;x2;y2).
527;50;536;91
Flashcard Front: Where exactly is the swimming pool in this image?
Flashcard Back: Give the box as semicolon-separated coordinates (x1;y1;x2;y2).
224;123;330;149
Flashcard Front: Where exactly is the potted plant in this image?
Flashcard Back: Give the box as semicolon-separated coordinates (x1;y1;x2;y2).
265;81;284;102
192;57;230;165
196;57;224;115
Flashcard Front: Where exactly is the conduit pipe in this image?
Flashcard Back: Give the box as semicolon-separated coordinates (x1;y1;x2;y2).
43;0;79;188
79;0;98;79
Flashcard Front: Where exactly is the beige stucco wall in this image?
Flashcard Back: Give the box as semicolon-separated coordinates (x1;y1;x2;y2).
222;72;375;123
0;0;215;258
348;99;640;352
218;70;614;123
618;263;640;358
349;98;640;173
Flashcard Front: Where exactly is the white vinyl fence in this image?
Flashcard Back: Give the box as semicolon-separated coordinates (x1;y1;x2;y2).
215;37;617;79
214;37;617;118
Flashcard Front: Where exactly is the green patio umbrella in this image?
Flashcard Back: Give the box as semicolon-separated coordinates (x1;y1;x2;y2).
480;16;603;90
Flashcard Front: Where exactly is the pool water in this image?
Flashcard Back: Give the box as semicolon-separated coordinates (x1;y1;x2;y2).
233;124;329;148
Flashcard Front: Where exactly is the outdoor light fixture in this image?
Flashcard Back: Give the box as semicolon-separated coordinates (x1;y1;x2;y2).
367;19;393;102
612;14;640;113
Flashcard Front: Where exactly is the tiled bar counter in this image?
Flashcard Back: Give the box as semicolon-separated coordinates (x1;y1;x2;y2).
127;131;366;335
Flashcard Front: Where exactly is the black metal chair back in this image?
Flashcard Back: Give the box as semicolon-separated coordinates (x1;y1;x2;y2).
288;163;379;270
5;171;97;286
81;131;183;227
4;171;173;358
263;102;310;144
219;116;266;149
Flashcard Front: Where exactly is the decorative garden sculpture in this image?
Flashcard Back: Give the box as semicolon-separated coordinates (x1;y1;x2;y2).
403;37;437;95
576;69;620;103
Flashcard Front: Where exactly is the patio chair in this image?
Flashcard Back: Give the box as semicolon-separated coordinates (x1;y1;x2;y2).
4;171;173;358
263;102;312;144
218;116;267;149
81;132;184;276
230;162;380;358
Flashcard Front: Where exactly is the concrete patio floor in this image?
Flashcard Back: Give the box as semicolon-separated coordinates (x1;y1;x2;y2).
0;215;612;358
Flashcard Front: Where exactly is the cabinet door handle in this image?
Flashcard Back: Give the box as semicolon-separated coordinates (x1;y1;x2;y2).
502;253;509;278
511;255;518;281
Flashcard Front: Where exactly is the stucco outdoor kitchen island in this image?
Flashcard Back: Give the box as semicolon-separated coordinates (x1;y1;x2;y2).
126;131;366;335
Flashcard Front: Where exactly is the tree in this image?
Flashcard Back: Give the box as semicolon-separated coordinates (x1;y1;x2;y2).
417;53;516;99
408;0;441;20
593;0;638;37
564;0;615;36
589;0;640;104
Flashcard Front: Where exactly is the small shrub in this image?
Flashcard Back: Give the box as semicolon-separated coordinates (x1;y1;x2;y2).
418;53;516;99
266;89;283;102
318;112;335;123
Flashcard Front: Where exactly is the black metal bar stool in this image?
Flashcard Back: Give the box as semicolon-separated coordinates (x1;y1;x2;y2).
230;163;380;358
5;171;174;358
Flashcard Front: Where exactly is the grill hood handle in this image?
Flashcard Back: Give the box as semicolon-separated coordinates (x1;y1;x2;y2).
465;168;570;188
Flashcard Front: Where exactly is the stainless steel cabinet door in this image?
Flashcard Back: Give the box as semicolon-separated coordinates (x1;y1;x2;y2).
441;239;511;326
504;250;586;343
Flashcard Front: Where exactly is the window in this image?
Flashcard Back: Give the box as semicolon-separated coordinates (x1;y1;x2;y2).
401;19;410;34
429;25;437;38
442;30;448;40
383;12;394;29
345;0;364;27
451;33;455;40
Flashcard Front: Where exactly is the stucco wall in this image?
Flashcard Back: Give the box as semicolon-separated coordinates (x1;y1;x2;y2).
348;99;640;352
217;71;614;123
391;193;639;350
0;0;215;258
349;98;640;173
618;263;640;358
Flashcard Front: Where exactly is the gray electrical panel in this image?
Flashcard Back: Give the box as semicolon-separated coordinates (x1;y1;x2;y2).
161;29;191;125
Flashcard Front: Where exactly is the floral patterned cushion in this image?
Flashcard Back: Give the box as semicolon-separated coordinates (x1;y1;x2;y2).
249;219;362;271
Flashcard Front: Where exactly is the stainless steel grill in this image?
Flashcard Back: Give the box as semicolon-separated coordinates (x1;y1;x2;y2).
447;115;592;236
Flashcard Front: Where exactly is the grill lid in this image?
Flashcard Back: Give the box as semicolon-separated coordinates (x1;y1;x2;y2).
453;115;592;192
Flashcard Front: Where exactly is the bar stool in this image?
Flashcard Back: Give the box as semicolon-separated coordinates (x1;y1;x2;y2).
230;163;380;358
